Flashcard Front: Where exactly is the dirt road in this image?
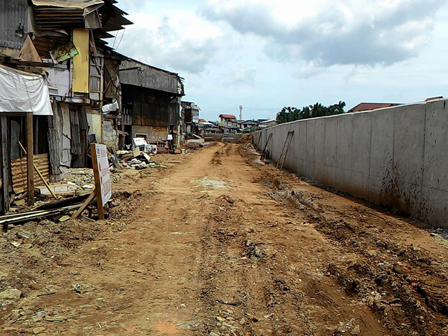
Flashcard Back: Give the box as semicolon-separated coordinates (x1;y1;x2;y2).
1;142;448;335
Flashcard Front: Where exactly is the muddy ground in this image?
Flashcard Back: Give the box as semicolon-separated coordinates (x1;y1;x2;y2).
0;142;447;335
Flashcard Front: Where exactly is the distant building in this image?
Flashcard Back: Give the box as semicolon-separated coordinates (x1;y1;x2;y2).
238;120;258;131
258;120;277;129
199;119;219;134
348;103;401;113
181;101;200;135
219;114;239;133
119;57;184;146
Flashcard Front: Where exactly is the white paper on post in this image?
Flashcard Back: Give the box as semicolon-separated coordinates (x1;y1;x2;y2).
93;144;112;206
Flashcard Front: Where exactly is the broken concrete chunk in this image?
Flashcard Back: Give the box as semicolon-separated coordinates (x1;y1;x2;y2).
45;315;66;322
0;289;22;300
351;325;361;335
33;327;46;334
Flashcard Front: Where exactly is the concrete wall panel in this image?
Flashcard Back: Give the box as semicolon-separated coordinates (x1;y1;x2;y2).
369;109;395;204
254;98;448;228
335;114;353;191
349;113;372;199
305;120;316;180
423;100;448;191
392;104;426;214
295;121;308;175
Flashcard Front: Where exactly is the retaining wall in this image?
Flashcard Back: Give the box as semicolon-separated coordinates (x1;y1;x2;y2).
253;99;448;228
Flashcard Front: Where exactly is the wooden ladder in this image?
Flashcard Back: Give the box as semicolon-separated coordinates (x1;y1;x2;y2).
276;131;294;169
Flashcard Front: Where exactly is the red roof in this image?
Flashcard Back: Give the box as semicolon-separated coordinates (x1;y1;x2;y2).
198;119;207;123
348;103;401;112
219;114;236;119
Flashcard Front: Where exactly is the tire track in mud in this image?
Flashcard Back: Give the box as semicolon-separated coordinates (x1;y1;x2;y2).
196;144;390;336
199;193;308;335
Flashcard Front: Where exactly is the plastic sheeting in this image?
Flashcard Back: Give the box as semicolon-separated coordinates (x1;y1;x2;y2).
0;64;53;115
101;100;119;114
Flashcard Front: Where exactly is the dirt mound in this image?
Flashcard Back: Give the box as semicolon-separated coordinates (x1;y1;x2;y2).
236;133;253;143
240;143;448;335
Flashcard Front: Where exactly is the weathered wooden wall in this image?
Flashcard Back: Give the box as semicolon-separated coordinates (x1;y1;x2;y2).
12;154;49;194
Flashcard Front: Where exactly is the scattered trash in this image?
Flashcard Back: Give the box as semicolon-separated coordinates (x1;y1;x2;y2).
11;241;21;248
72;284;96;294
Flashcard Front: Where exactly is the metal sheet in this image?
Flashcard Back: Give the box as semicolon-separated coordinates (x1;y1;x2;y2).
51;42;78;62
0;0;29;50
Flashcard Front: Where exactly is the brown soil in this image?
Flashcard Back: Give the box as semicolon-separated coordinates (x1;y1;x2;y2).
0;142;447;335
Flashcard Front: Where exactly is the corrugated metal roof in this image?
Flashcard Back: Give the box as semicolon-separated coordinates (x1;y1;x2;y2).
31;0;103;9
33;7;86;30
119;59;181;95
219;114;237;119
0;0;29;50
31;0;131;32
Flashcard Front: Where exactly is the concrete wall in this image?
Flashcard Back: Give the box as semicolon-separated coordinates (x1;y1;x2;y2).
254;99;448;228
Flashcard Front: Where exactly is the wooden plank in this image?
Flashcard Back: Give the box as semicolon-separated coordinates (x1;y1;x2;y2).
0;56;55;68
11;154;49;194
277;131;294;169
18;142;58;201
26;113;34;206
0;117;9;214
71;190;95;219
261;133;273;159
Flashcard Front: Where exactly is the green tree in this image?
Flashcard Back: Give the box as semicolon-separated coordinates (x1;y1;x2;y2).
276;101;346;124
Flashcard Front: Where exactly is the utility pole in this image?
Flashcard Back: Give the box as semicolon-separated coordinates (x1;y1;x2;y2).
239;105;243;121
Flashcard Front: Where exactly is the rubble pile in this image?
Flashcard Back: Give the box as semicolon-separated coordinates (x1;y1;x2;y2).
115;149;166;170
62;169;95;192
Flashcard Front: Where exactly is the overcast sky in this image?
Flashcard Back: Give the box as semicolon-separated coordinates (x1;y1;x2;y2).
113;0;448;121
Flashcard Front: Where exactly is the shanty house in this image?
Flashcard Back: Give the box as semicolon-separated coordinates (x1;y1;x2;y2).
181;102;200;136
119;57;185;147
0;0;131;213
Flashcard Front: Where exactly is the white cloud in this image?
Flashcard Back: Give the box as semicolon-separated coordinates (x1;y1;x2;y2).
116;11;226;74
200;0;446;66
111;0;448;121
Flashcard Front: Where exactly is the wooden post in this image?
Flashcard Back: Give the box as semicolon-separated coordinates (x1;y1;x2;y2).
26;113;34;206
90;143;104;219
0;117;9;214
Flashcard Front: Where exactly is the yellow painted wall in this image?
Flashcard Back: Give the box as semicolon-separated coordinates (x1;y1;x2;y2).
72;29;89;93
